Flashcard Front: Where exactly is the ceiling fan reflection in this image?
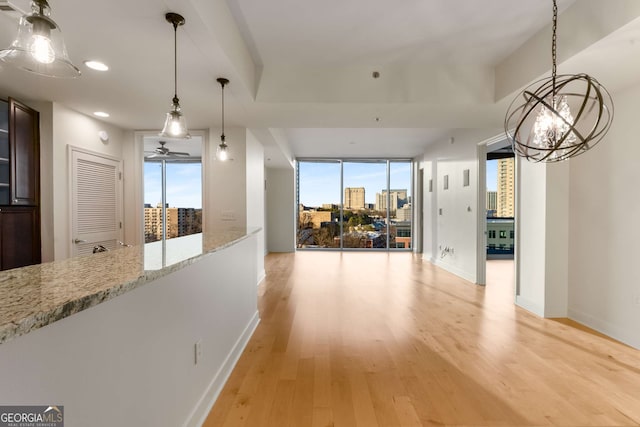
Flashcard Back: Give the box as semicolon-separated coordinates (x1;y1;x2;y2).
144;140;190;158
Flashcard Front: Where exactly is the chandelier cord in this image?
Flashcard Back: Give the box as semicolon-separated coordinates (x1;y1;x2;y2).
551;0;558;98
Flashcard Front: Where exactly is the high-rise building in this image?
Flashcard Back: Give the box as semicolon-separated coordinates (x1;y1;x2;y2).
497;158;515;217
375;189;408;211
344;187;365;210
144;203;202;242
396;204;412;221
486;190;498;217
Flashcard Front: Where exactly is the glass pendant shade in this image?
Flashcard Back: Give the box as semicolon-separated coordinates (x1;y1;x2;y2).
216;140;229;161
160;98;190;138
216;77;230;161
159;12;190;139
0;0;80;78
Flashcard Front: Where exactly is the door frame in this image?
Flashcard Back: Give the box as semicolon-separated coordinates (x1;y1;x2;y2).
476;134;519;294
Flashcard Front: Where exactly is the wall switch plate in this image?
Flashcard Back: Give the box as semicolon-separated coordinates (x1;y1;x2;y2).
634;294;640;306
195;340;202;365
221;210;236;221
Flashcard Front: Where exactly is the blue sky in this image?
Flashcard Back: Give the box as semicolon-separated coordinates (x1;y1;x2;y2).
298;161;412;207
143;159;493;209
144;162;202;209
487;159;497;191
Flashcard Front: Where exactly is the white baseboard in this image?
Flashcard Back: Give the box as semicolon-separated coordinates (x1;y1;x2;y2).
515;295;544;317
432;258;476;283
568;307;640;350
184;311;260;427
257;269;266;286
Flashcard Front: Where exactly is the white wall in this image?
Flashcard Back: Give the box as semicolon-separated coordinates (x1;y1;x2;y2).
567;81;640;349
246;130;265;283
421;129;499;283
0;235;259;427
122;130;141;246
205;127;247;231
266;167;295;252
46;103;126;261
516;159;547;316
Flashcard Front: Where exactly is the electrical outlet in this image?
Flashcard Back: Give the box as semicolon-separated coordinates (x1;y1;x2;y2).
634;294;640;307
195;340;202;365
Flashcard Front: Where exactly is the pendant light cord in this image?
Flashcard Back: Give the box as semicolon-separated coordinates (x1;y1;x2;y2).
551;0;558;97
173;21;178;103
221;81;225;141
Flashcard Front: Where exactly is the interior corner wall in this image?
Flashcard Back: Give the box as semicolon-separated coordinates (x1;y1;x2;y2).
28;100;54;263
48;103;125;261
205;127;248;231
246;130;265;283
419;160;435;261
567;80;640;349
543;162;569;317
421;129;499;283
266;167;295;252
121;130;141;246
515;158;570;318
516;160;548;316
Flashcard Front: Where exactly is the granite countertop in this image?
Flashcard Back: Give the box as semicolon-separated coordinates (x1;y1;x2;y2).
0;228;259;345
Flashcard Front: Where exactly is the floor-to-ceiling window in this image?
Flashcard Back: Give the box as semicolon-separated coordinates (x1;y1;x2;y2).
297;160;341;248
143;137;202;244
297;159;412;250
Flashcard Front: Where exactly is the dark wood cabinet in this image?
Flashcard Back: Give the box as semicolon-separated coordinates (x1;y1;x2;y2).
10;99;39;206
0;206;40;270
0;97;41;271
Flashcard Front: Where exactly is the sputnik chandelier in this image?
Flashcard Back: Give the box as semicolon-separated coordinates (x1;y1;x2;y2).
504;0;613;163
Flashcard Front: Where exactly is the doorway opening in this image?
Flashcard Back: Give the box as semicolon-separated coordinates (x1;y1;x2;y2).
483;140;516;300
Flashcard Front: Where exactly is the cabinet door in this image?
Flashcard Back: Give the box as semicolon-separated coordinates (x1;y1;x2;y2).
0;207;41;270
9;98;39;206
0;100;8;205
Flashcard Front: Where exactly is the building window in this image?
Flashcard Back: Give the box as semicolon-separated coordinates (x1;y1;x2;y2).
510;230;514;239
499;230;507;239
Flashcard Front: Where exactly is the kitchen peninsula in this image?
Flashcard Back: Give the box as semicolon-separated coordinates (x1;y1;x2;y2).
0;228;261;427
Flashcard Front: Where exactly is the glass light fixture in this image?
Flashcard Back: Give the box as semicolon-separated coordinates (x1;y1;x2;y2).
159;12;190;139
505;0;613;162
216;77;230;161
0;0;80;78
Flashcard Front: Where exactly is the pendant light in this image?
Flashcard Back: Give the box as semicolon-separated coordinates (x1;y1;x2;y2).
160;12;190;139
0;0;80;78
504;0;613;162
216;77;230;161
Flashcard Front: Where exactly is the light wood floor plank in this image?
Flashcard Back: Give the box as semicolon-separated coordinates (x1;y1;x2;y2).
204;253;640;427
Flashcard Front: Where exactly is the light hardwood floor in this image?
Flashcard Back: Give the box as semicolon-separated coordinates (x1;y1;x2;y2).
203;252;640;427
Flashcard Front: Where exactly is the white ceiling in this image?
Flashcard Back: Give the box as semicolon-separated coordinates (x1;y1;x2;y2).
231;0;574;66
2;0;640;168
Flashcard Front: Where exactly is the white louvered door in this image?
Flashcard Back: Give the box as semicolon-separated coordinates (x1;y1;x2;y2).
71;149;123;257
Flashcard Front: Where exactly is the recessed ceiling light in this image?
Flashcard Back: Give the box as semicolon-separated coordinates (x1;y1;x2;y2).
93;111;110;118
84;60;109;71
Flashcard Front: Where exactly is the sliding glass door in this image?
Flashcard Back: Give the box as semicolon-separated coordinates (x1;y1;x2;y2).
143;138;202;244
297;159;412;250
